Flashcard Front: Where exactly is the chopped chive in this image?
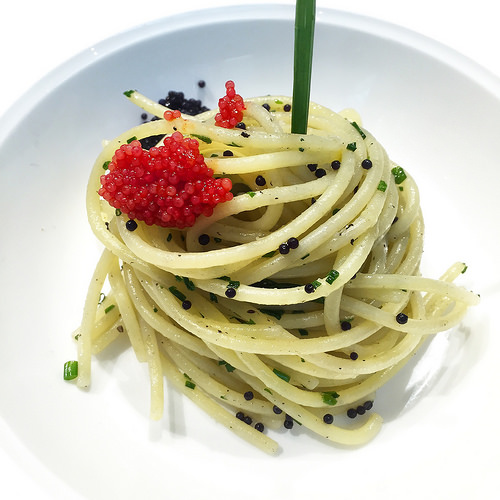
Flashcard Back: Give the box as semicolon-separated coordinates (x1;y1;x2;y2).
209;292;218;303
351;121;366;139
126;136;137;144
247;191;256;198
227;280;240;289
123;90;135;97
391;166;407;184
273;368;291;383
321;391;340;406
346;142;357;151
102;160;110;170
325;269;340;284
311;279;321;289
168;286;186;302
218;360;236;372
259;309;284;320
291;0;316;134
262;250;276;258
104;304;115;314
182;276;196;291
377;180;387;192
63;360;78;380
190;133;212;144
264;388;273;395
462;264;468;274
185;380;196;390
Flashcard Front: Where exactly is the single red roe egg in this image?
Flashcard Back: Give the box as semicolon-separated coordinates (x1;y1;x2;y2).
98;133;233;229
214;80;245;128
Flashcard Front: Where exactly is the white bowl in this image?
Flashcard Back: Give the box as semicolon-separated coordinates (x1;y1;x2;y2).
1;4;499;499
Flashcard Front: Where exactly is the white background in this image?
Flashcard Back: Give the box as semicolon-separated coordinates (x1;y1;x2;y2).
1;0;499;120
1;1;498;498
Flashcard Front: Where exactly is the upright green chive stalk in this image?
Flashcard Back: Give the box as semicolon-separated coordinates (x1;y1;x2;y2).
291;0;316;134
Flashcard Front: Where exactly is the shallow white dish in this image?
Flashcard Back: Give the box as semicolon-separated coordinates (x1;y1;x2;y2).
1;4;499;499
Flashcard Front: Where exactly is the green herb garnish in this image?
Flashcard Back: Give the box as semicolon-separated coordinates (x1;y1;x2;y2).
325;269;339;284
321;391;339;406
377;180;387;192
273;368;291;383
123;90;135;97
63;360;78;380
291;0;316;134
191;133;212;144
391;166;407;184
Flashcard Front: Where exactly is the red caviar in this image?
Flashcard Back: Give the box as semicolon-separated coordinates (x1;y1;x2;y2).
214;80;245;128
99;132;233;229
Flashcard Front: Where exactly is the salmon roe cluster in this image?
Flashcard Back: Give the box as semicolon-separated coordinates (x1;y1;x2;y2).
214;80;245;128
99;132;233;229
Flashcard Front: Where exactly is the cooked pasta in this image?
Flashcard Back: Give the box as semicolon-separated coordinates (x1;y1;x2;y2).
71;89;479;454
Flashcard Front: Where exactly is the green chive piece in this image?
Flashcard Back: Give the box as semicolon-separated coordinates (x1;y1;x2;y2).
259;309;284;320
126;136;137;144
377;180;388;192
321;391;339;405
391;166;407;184
346;142;357;151
102;160;110;170
291;0;316;134
209;292;218;303
185;380;196;390
104;304;115;314
218;360;236;372
273;368;291;383
262;250;276;258
325;269;340;284
462;264;468;274
247;191;256;198
123;90;135;97
191;133;212;144
64;360;78;380
168;286;186;302
183;276;196;291
351;121;366;139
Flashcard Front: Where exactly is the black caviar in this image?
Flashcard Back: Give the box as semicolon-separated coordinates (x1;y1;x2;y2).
182;300;192;310
244;391;254;401
315;168;326;178
304;283;315;294
225;288;237;299
361;159;373;169
331;160;341;170
279;243;290;255
323;413;334;424
287;237;299;249
198;233;210;245
255;175;266;186
126;219;138;231
254;422;264;432
396;312;409;324
340;321;352;331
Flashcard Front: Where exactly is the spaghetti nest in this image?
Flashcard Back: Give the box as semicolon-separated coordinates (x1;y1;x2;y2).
76;92;479;454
